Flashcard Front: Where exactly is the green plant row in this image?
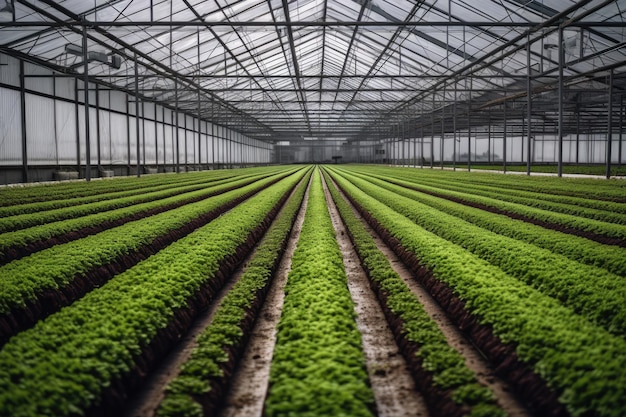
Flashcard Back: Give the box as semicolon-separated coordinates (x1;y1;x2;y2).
156;169;312;417
329;169;626;417
445;164;626;180
337;168;626;277
0;169;243;218
0;170;306;417
413;165;626;201
0;167;297;260
0;170;279;234
322;169;504;417
0;168;230;207
350;167;626;240
358;166;626;220
372;164;626;211
0;169;297;318
364;164;626;201
330;168;626;336
264;169;375;417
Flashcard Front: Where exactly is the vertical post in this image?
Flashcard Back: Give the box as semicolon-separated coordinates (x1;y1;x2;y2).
125;95;130;175
174;78;180;173
488;116;491;164
557;26;565;177
83;24;91;181
468;76;472;172
155;105;159;171
576;104;580;164
452;78;457;171
95;83;101;173
619;96;623;169
134;52;140;177
526;32;532;175
420;107;424;168
606;69;613;179
197;88;201;170
503;102;508;173
441;86;445;169
19;59;28;183
431;92;435;168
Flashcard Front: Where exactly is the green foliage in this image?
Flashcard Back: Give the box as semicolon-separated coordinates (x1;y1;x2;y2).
265;169;375;417
323;169;503;416
328;167;626;417
0;169;297;316
156;169;311;416
0;169;306;417
332;167;626;336
0;167;297;256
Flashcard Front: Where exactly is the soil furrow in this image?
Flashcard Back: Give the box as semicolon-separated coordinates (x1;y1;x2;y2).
217;181;310;417
328;174;533;417
333;175;567;417
322;178;429;417
383;177;626;247
1;173;277;265
0;175;286;346
84;177;301;417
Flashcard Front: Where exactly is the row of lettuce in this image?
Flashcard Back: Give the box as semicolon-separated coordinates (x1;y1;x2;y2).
156;168;311;417
0;170;297;344
330;168;626;336
0;168;247;207
325;166;626;417
322;170;504;417
343;166;626;241
0;167;295;264
0;168;308;416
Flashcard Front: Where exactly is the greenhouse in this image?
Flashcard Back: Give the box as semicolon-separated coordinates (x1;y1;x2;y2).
0;1;625;417
0;0;624;183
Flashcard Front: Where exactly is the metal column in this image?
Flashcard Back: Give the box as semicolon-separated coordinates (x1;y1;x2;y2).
83;24;91;181
557;26;565;177
606;69;613;179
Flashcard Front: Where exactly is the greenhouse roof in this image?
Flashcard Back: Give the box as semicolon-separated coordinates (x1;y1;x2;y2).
1;0;625;142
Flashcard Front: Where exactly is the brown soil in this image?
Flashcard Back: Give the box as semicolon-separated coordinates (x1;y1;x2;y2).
0;173;279;266
333;181;532;417
0;174;286;347
80;177;301;417
323;178;430;417
385;177;625;247
217;180;310;417
333;176;568;417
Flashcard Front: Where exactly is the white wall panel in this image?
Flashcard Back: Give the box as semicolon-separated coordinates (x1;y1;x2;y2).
128;117;137;164
99;109;112;165
24;63;53;95
143;119;156;164
0;88;22;164
77;105;99;165
0;54;20;86
109;90;127;112
164;123;174;164
110;113;128;164
56;101;77;165
54;76;74;100
25;94;56;164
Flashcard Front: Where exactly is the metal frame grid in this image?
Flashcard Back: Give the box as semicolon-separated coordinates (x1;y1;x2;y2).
1;0;625;175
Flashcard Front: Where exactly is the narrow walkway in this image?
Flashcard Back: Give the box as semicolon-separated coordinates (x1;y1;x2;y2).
328;175;532;417
217;182;311;417
323;176;430;417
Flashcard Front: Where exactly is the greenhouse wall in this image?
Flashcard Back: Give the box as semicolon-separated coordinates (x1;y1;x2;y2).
0;55;272;185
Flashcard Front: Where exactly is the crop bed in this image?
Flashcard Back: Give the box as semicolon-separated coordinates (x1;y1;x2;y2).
0;165;624;417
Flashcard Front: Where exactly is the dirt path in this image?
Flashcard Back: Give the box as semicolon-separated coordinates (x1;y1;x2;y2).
327;176;532;417
217;182;310;417
122;181;307;417
322;177;430;417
